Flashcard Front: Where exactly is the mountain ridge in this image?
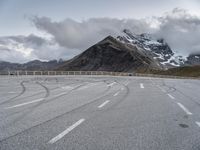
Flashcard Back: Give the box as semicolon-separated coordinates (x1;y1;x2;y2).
0;30;200;72
117;29;200;67
0;59;64;71
57;35;162;72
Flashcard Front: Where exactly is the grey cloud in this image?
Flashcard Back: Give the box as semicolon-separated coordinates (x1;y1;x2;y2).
26;34;47;46
155;8;200;55
1;8;200;63
0;47;11;52
4;34;47;47
0;34;76;63
32;8;200;56
32;17;152;50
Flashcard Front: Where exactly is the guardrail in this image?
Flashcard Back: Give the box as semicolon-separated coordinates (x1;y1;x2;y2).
0;71;199;79
0;71;131;76
134;73;199;79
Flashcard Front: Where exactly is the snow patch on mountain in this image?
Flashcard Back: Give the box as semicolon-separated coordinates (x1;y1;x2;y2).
117;29;187;68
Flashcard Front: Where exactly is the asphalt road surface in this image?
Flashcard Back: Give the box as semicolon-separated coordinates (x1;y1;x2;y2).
0;75;200;150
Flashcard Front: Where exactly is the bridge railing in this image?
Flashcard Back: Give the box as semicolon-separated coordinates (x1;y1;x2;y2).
0;71;199;79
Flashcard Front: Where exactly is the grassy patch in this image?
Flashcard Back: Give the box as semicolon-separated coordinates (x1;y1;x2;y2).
137;66;200;77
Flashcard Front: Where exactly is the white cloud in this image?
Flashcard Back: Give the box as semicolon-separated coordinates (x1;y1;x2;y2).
0;34;79;63
1;8;200;63
32;17;153;50
32;8;200;56
155;8;200;55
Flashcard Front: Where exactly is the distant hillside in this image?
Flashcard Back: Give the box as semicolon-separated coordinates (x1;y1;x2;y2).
0;60;64;71
139;66;200;77
1;32;200;76
57;36;162;72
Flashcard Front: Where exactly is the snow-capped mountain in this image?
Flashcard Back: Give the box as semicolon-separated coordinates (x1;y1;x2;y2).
57;36;162;72
1;29;199;72
117;29;188;68
186;54;200;65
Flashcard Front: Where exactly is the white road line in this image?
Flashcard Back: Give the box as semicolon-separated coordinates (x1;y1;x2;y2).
140;83;144;89
113;91;120;96
5;98;44;109
107;82;116;87
61;86;73;90
167;94;175;99
8;91;17;94
54;92;66;97
78;86;89;90
195;122;200;127
177;102;193;115
125;82;129;86
98;100;110;108
48;118;85;144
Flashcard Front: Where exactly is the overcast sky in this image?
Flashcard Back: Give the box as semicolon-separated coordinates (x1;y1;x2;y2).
0;0;200;63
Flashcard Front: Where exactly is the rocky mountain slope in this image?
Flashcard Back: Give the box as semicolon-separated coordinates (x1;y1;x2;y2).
117;29;200;67
185;54;200;66
1;29;199;72
57;36;162;72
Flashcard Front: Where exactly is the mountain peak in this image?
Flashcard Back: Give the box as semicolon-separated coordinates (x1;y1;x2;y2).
57;35;161;72
98;35;117;44
123;29;134;35
117;30;182;67
104;35;115;40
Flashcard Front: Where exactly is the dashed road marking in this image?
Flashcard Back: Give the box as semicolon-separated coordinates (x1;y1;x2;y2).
107;82;116;87
48;119;85;144
54;92;67;97
5;98;44;109
177;102;192;115
98;100;110;108
113;91;120;96
140;83;144;89
167;94;175;99
195;122;200;127
125;82;129;86
61;86;73;90
8;91;17;94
